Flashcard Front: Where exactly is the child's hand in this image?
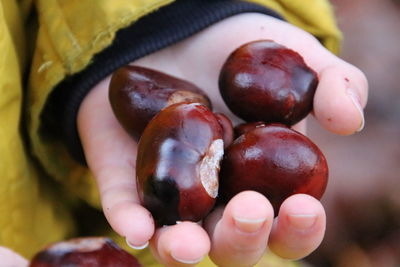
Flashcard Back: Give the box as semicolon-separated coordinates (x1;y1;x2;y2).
77;14;368;266
0;246;28;267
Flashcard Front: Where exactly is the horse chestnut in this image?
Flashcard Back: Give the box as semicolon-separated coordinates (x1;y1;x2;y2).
136;103;227;225
219;123;328;213
219;40;318;126
29;237;141;267
109;65;211;140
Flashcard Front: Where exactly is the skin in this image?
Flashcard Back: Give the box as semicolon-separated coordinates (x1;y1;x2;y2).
0;246;28;267
75;14;368;267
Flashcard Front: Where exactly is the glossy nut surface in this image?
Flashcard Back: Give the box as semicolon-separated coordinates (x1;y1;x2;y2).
234;121;267;139
136;103;226;226
214;112;234;148
219;124;328;213
109;65;211;140
219;40;318;126
29;237;141;267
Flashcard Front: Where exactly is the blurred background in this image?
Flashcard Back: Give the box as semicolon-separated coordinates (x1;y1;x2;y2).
305;0;400;266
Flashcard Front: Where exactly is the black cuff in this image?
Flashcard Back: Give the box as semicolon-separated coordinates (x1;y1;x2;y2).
40;0;284;164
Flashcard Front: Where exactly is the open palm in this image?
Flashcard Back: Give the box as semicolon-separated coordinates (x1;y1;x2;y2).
78;14;367;267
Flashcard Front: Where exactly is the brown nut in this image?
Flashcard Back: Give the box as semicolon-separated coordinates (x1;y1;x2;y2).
29;237;141;267
219;40;318;126
136;103;227;226
219;123;328;214
109;65;211;140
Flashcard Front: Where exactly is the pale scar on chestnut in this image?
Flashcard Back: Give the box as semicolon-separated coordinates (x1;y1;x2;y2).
199;139;224;198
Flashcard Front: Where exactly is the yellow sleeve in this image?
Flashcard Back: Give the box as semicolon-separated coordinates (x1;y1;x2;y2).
0;0;75;259
28;0;174;209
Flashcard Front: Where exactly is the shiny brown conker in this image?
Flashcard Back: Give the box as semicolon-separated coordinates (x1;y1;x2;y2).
29;237;141;267
219;40;318;126
136;103;228;226
219;123;328;214
109;65;211;140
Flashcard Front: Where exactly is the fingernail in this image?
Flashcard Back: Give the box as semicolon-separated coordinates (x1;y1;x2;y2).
171;253;204;264
233;216;266;233
288;214;317;230
126;238;149;250
347;88;365;132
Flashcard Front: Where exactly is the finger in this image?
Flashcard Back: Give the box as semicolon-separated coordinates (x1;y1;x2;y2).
77;78;154;248
204;191;274;267
313;64;368;135
150;222;210;267
268;194;326;260
274;25;368;135
164;14;368;135
270;23;368;135
0;247;28;267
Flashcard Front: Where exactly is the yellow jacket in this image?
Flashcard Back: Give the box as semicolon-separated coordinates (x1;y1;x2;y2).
0;0;341;265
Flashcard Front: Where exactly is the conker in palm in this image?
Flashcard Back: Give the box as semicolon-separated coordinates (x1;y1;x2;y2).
219;40;318;126
109;65;211;140
136;103;228;226
219;123;328;213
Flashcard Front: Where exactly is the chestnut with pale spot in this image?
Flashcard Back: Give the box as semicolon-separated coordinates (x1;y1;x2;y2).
109;65;211;140
219;123;328;214
136;103;229;226
219;40;318;126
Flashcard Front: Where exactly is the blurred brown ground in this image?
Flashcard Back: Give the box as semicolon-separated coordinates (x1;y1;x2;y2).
304;0;400;266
